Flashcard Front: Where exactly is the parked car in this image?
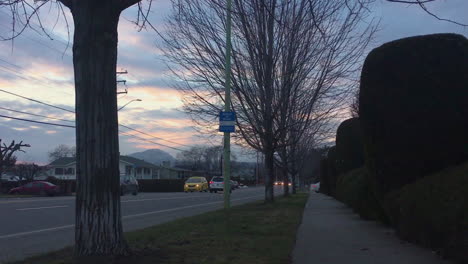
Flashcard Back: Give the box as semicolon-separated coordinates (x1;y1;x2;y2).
184;176;209;192
9;181;59;196
310;182;320;193
209;176;233;193
120;175;138;196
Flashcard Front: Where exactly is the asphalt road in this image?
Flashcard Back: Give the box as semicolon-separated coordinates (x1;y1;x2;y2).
0;186;279;263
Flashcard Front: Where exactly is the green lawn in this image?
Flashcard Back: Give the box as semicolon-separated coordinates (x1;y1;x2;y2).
12;193;308;264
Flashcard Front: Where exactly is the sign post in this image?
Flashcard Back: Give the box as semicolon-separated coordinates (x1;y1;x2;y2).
222;0;233;209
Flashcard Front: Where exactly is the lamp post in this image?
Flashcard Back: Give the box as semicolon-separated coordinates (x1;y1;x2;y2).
117;99;142;111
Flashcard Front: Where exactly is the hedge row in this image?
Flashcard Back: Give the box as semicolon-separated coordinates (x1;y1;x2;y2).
359;33;468;197
384;161;468;262
335;167;387;223
137;179;186;192
347;33;468;263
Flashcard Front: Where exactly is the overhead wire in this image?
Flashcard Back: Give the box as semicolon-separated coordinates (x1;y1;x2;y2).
0;90;192;151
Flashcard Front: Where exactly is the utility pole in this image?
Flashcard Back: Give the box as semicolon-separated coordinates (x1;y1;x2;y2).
223;0;233;209
117;69;128;95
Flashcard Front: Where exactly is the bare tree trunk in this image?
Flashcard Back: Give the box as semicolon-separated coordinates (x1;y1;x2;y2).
72;1;128;256
291;172;297;194
281;149;290;197
264;147;275;202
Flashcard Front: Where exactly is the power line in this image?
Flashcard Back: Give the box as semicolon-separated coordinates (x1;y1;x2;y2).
0;114;75;128
0;113;185;152
0;90;192;150
119;130;186;152
0;89;75;113
0;106;74;123
119;124;191;148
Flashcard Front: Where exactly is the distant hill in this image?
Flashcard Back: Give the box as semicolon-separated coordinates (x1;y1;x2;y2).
128;149;175;166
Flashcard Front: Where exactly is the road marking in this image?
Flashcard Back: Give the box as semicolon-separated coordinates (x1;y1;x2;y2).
16;205;69;211
0;197;75;204
0;195;263;239
121;195;207;203
0;225;74;239
123;195;263;219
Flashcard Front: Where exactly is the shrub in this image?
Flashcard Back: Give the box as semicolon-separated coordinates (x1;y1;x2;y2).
359;33;468;196
335;167;388;223
326;146;338;196
137;179;186;192
46;177;76;194
335;118;364;175
384;161;468;263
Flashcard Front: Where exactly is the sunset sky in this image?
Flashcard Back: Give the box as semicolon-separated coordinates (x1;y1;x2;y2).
0;0;466;164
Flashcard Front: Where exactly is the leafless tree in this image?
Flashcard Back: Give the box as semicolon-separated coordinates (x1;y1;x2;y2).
163;0;376;202
11;162;41;181
385;0;467;26
48;144;76;162
0;139;30;185
0;0;158;256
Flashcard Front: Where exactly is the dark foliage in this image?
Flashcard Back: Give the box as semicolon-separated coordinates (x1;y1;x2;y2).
335;167;388;223
137;179;186;192
384;161;468;263
335;118;365;175
319;158;330;195
359;33;468;196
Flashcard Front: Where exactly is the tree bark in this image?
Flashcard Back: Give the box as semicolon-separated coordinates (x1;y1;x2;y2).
264;146;275;202
72;0;129;256
281;149;289;197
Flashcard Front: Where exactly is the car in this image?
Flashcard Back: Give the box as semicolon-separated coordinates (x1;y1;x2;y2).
274;181;283;186
310;182;320;193
9;181;59;196
209;176;233;193
184;176;209;192
120;175;138;196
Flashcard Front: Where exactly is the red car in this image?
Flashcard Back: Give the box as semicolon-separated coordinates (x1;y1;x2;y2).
9;181;60;196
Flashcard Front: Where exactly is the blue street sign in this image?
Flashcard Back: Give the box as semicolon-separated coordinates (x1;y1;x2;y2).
219;111;236;132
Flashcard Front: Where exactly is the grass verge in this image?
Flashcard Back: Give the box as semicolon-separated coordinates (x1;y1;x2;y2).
12;193;308;264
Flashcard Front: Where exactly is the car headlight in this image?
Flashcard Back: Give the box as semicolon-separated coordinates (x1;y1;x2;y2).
196;184;199;187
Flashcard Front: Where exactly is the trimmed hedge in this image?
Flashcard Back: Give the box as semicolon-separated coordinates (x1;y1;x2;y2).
359;33;468;196
137;179;186;192
45;177;76;194
335;118;364;175
384;161;468;263
326;147;338;196
0;180;28;194
335;167;388;223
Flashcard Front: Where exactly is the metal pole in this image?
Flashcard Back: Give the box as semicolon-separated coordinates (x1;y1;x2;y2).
223;0;233;209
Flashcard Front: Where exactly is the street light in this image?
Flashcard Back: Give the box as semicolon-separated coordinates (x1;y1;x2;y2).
117;99;142;111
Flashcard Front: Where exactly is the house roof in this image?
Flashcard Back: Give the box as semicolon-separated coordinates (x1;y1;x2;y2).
48;156;157;169
48;157;76;166
119;156;158;168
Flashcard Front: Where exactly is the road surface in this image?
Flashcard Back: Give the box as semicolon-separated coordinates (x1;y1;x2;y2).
0;186;277;263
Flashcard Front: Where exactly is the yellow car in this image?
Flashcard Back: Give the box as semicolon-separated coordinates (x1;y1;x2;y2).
184;177;209;192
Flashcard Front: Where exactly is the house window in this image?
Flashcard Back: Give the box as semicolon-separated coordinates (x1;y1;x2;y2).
64;168;75;175
136;168;142;174
55;168;64;175
144;168;150;175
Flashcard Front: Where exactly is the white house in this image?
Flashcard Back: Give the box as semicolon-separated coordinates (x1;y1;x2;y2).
47;156;160;180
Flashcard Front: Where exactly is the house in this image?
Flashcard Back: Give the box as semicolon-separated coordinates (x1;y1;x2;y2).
47;156;159;180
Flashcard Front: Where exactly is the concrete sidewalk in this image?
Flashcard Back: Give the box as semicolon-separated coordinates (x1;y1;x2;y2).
293;192;452;264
